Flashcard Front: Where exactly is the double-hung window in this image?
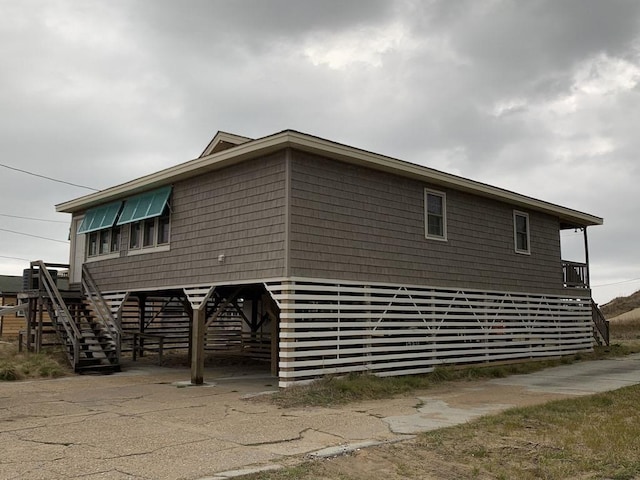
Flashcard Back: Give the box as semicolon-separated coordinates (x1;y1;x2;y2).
425;189;447;241
79;186;172;259
514;211;530;254
117;186;172;253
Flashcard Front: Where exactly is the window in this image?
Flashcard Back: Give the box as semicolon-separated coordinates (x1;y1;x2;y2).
143;218;155;247
130;222;141;249
514;211;530;254
87;227;120;258
110;227;121;252
128;207;171;252
157;213;170;245
80;186;172;258
425;189;447;240
88;232;98;256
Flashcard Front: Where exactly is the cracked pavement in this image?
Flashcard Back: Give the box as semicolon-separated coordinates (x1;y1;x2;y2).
0;363;408;480
2;354;640;480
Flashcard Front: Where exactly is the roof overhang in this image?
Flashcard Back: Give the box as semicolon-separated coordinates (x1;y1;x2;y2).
56;130;603;227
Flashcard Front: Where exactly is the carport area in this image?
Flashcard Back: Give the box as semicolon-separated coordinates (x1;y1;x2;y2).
112;283;279;381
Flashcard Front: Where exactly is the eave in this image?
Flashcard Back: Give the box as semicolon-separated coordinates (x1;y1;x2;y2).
55;130;603;227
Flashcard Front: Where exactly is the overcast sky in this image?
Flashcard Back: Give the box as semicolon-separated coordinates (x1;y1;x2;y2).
1;0;639;304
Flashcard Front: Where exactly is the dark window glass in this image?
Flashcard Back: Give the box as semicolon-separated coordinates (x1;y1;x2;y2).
143;219;155;247
110;227;121;252
157;214;170;245
426;193;445;238
99;230;110;254
88;232;98;256
130;222;141;249
515;214;529;252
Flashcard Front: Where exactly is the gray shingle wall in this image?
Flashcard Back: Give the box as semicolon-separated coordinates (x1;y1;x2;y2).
85;152;287;291
289;151;570;295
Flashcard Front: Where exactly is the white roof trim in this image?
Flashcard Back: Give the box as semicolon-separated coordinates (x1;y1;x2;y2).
55;130;603;227
198;131;253;158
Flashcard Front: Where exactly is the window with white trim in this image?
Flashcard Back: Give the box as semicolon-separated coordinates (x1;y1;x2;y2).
81;186;172;259
87;226;120;258
425;189;447;240
514;211;530;254
128;209;170;252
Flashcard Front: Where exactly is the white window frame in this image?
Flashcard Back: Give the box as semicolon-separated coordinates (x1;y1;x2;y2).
425;189;447;241
127;211;171;256
86;226;121;262
513;210;530;255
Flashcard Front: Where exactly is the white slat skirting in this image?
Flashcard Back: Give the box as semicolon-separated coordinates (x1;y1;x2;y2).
264;278;593;387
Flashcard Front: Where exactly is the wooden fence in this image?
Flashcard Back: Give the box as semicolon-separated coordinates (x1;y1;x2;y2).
268;278;593;387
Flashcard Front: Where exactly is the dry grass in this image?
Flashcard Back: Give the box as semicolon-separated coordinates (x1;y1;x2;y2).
601;289;640;318
268;345;639;409
243;384;640;480
0;340;70;380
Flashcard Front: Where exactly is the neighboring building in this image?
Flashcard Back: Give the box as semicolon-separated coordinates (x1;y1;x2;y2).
55;130;604;386
0;275;25;337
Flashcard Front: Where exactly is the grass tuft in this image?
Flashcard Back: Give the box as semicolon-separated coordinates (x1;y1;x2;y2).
0;341;69;381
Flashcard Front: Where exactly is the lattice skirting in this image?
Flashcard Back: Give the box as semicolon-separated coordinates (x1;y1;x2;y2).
265;278;593;387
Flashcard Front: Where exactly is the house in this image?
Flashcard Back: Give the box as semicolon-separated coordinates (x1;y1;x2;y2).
53;130;604;386
0;275;25;337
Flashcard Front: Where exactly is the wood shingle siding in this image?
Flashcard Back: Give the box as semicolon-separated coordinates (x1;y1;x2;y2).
85;153;287;291
288;151;570;295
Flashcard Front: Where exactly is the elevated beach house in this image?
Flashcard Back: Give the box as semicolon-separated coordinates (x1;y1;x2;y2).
48;130;604;386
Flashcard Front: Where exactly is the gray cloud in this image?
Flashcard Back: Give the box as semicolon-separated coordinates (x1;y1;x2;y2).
1;0;639;303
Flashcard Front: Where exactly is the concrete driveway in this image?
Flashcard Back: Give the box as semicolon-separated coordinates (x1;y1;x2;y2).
1;354;639;480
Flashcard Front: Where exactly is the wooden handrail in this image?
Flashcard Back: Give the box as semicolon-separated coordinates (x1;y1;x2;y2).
81;264;123;336
591;300;609;346
30;261;81;366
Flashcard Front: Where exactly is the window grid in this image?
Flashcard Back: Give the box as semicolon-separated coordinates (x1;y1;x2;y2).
425;189;447;241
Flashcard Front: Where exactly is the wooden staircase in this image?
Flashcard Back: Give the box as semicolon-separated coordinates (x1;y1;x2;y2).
28;261;121;373
591;299;610;346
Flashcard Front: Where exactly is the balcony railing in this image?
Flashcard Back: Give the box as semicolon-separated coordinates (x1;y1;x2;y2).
562;260;588;288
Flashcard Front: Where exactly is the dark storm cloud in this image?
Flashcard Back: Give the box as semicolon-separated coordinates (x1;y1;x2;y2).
0;0;639;302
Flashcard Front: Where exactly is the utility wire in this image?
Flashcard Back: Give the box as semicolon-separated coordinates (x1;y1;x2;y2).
592;277;640;288
0;255;31;262
0;162;99;191
0;227;69;243
0;213;68;224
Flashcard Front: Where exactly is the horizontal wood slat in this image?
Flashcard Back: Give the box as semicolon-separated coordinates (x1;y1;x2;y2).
265;278;593;387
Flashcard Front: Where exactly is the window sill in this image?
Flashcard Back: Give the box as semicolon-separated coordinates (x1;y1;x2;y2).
86;252;121;263
127;244;170;256
515;249;531;255
425;235;448;242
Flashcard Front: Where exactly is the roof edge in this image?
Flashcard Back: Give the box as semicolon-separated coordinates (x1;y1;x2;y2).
56;129;603;227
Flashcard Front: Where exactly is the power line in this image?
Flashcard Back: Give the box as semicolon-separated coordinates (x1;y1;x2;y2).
592;277;640;288
0;162;99;191
0;255;31;262
0;213;68;224
0;227;69;244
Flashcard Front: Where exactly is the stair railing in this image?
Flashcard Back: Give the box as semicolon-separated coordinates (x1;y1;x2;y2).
31;260;80;366
81;264;122;358
591;300;610;346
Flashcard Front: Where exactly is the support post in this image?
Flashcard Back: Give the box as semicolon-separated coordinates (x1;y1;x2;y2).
138;295;146;358
191;307;205;385
583;227;590;288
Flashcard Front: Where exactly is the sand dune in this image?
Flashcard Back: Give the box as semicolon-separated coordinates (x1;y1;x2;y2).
608;306;640;322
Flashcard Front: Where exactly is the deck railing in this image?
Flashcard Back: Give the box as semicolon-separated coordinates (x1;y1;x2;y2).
562;261;588;288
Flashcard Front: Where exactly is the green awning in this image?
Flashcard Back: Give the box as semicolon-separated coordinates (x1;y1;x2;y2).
117;186;172;225
77;201;122;234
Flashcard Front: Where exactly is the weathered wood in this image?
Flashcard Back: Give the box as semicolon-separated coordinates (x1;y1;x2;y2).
191;308;205;385
267;278;594;387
